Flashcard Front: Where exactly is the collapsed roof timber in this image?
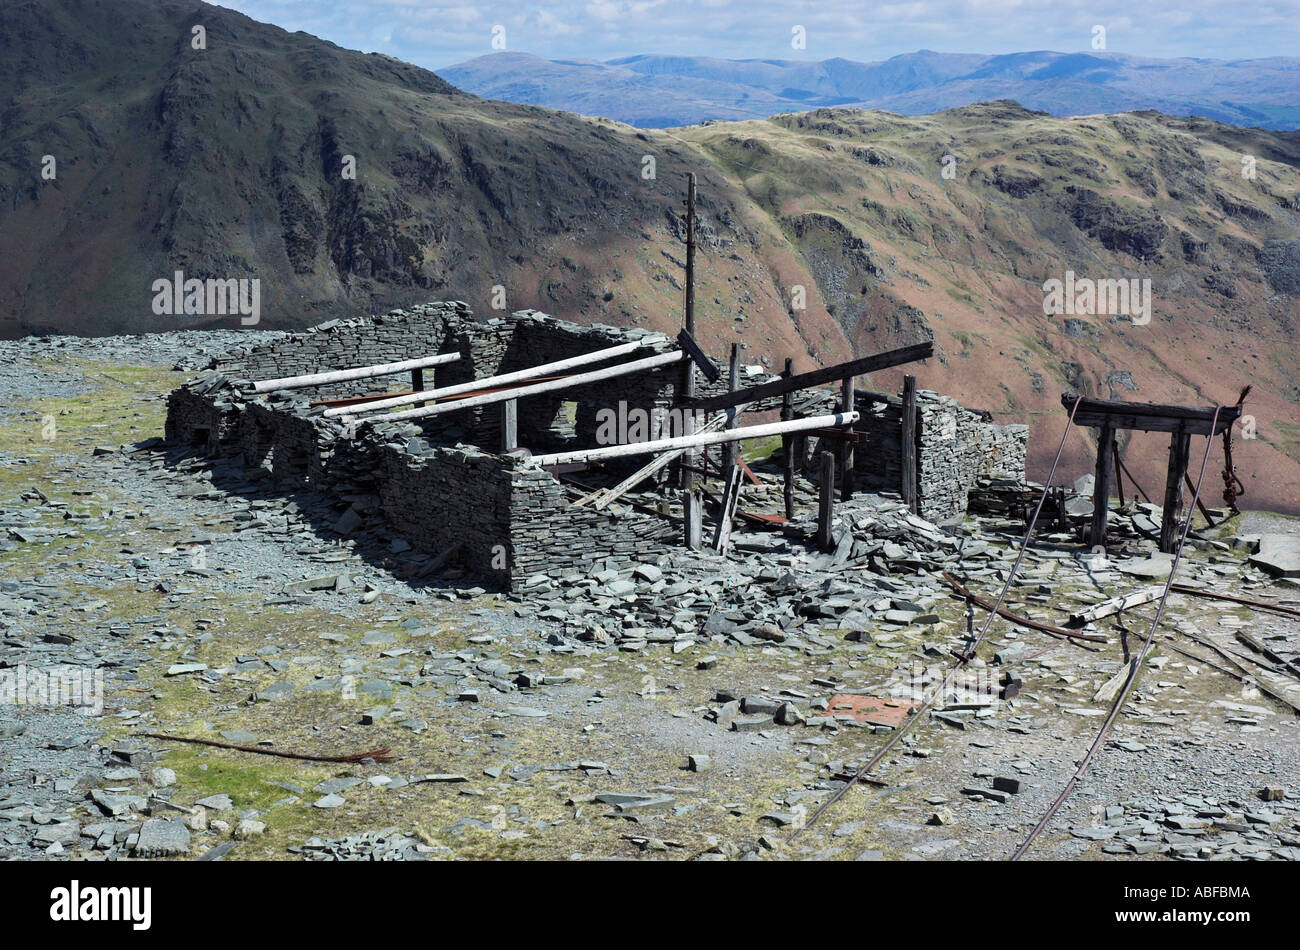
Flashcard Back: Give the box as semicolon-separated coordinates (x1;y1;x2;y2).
165;302;1028;590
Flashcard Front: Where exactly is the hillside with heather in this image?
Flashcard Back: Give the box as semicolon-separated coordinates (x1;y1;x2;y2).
0;0;1297;510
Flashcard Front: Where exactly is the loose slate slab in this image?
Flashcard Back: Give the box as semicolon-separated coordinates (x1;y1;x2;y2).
134;818;192;857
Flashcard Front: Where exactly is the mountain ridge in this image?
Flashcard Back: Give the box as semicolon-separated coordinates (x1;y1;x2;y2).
441;49;1300;130
1;0;1298;512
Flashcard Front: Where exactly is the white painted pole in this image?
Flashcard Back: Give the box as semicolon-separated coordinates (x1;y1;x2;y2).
327;339;653;417
532;411;860;467
368;350;687;423
252;352;461;393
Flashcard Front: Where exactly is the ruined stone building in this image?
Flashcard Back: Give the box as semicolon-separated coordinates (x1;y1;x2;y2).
166;302;1027;589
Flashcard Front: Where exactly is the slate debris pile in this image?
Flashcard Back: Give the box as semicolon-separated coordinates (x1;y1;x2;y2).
298;828;435;861
508;495;969;655
1079;793;1300;860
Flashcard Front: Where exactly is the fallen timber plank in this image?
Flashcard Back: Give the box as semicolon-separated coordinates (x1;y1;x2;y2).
253;352;461;393
531;411;860;467
328;339;654;417
373;350;686;423
682;342;933;413
1068;586;1161;625
940;572;1108;643
1061;392;1240;435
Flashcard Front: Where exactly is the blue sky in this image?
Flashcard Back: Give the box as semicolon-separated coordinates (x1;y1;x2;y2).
219;1;1300;69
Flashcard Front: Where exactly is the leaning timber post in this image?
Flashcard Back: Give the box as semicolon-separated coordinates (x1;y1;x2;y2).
817;451;836;551
901;374;918;514
501;398;517;453
1090;422;1115;549
681;172;701;549
839;376;855;500
781;357;795;520
1160;422;1192;553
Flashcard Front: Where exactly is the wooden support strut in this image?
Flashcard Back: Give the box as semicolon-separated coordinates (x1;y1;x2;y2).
1160;423;1192;554
839;376;855;500
501;399;517;453
817;451;836;552
1089;422;1115;548
253;351;461;393
901;374;918;514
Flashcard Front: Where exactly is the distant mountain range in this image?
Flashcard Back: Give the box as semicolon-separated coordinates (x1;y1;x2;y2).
440;50;1300;130
2;0;1298;509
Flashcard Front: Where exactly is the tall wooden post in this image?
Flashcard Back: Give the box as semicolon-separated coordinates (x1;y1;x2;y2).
724;343;740;471
501;399;517;453
901;374;918;513
712;342;742;553
817;451;836;551
1090;422;1114;548
1160;424;1191;553
681;173;701;549
781;357;795;520
839;376;855;500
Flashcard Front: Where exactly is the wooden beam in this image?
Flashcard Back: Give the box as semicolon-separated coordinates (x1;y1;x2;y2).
817;451;836;551
1160;426;1192;553
531;411;860;467
370;350;685;423
327;340;652;417
1089;422;1115;548
1061;393;1238;436
253;352;461;393
683;341;934;413
901;374;918;514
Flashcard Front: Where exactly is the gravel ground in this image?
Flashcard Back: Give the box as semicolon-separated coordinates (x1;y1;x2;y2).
1;332;1296;862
